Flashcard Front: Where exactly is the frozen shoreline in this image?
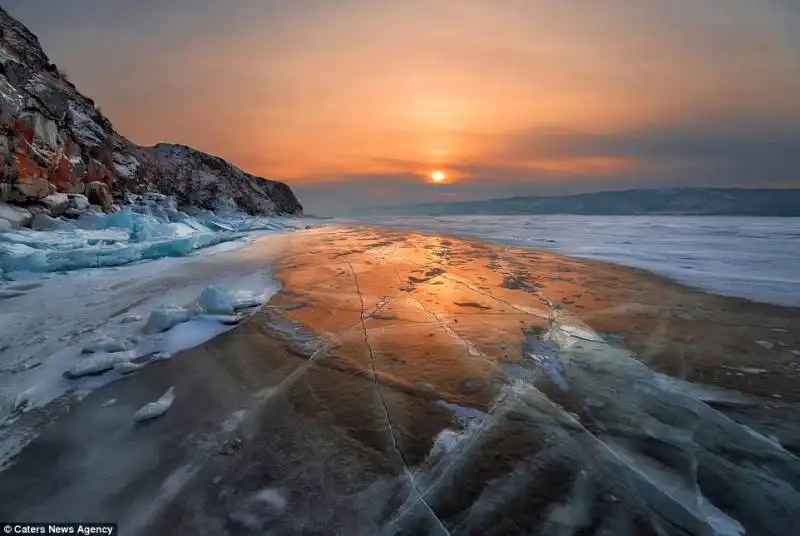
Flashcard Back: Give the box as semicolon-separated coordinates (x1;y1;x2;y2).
1;226;798;533
0;222;301;426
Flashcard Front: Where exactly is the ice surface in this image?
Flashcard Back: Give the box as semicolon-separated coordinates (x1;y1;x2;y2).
390;310;800;535
230;488;289;530
428;429;463;460
113;361;144;375
0;194;307;276
136;317;230;357
253;489;288;511
0;232;283;435
604;442;746;536
361;215;800;306
132;387;176;422
523;331;569;392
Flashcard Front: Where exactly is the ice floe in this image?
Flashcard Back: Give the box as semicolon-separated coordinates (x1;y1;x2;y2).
198;285;236;314
0;192;306;276
133;386;176;422
143;305;192;334
82;336;136;354
64;351;135;379
63;283;271;384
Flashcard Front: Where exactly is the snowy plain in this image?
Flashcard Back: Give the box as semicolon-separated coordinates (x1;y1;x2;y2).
357;215;800;307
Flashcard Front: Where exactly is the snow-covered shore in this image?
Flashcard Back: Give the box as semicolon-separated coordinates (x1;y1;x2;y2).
0;197;307;428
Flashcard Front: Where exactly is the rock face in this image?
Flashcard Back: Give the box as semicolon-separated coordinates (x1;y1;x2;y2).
0;7;302;219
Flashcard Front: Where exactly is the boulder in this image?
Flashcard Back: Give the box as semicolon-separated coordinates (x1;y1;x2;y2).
85;181;112;211
67;193;90;211
144;144;303;216
40;192;69;216
13;176;50;201
0;202;33;228
27;204;50;217
31;213;60;231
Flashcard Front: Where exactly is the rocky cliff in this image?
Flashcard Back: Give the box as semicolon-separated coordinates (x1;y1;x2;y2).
0;6;302;221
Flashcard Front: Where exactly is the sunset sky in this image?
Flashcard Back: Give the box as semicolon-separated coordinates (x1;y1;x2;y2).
5;0;800;215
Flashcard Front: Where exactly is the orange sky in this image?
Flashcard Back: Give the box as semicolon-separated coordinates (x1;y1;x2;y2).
6;0;800;213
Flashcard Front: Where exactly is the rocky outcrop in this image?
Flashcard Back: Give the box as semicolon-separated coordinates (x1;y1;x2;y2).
0;6;302;224
85;181;112;211
0;201;31;227
135;144;302;215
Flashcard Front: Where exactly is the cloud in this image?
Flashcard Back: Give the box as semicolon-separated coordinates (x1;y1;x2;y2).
6;0;799;217
296;116;800;215
493;117;800;183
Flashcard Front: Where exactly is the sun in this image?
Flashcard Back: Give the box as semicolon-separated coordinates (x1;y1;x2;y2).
430;170;447;183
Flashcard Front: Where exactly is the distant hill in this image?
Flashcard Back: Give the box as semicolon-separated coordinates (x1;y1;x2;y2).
379;188;800;217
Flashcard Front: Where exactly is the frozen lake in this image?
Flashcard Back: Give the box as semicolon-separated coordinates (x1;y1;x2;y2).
358;215;800;307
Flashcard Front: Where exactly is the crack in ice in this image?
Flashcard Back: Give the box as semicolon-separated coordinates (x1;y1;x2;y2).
342;256;452;536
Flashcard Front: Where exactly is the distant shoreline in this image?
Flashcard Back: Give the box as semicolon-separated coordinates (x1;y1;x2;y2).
370;187;800;217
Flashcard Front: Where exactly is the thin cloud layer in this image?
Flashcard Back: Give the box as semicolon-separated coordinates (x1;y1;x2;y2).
5;0;799;215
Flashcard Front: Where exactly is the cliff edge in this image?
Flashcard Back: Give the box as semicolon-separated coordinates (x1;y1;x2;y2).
0;6;302;219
